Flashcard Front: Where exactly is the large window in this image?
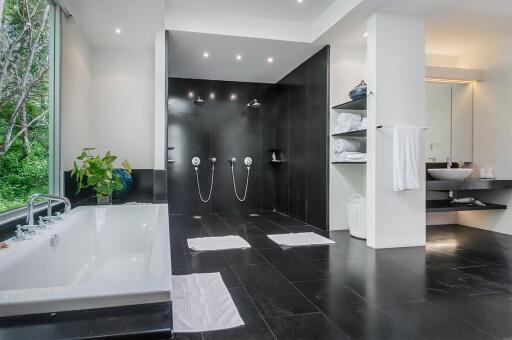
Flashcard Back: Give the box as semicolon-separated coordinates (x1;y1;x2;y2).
0;0;58;213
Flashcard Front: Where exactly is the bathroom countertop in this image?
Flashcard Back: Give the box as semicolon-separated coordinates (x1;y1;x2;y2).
0;302;172;339
427;179;512;191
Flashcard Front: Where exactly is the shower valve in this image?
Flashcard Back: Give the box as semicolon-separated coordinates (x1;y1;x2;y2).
192;157;201;167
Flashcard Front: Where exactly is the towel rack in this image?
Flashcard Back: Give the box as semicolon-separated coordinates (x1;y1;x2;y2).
376;125;431;130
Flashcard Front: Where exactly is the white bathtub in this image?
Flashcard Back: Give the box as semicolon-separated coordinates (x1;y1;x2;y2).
0;204;171;317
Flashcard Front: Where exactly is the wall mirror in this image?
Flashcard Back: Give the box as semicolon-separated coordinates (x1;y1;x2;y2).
425;82;473;163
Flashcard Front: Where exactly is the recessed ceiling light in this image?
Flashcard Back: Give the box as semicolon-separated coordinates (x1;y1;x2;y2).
188;92;194;98
363;32;368;38
236;54;242;61
297;0;303;3
267;57;274;63
203;52;210;58
115;28;122;34
210;92;215;99
230;93;237;101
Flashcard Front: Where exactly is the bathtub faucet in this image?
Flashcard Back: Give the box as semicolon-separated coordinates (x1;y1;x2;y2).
26;194;71;226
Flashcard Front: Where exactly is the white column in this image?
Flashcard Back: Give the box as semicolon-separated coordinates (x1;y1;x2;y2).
154;30;167;170
366;13;426;249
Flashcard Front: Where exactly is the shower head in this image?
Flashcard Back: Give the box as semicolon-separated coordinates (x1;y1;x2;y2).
194;96;205;105
246;99;261;109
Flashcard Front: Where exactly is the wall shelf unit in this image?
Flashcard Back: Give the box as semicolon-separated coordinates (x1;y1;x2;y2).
426;200;507;212
332;96;367;110
331;129;367;138
331;161;366;164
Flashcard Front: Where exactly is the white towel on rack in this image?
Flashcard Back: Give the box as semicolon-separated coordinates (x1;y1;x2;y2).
336;112;362;133
393;126;420;191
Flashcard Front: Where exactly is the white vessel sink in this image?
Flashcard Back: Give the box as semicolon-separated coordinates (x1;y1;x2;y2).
428;168;474;181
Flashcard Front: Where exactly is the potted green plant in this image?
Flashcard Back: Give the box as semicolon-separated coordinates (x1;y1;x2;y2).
71;148;132;205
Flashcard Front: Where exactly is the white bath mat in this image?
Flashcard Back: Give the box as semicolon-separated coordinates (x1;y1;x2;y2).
187;236;251;251
267;232;336;247
172;273;244;333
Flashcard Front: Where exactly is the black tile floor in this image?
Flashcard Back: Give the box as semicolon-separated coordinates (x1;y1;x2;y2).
171;212;512;340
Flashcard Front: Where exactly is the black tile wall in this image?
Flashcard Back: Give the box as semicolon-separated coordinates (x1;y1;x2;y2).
167;78;272;214
265;46;330;230
167;46;330;231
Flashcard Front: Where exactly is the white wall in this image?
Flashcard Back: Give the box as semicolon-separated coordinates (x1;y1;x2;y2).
329;45;366;230
366;12;426;249
61;16;92;170
89;47;155;169
456;35;512;234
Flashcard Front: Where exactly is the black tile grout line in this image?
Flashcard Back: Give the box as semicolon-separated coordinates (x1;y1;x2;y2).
208;213;278;340
223;212;352;340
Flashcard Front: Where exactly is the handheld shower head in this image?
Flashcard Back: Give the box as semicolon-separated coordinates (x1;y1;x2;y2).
247;99;261;109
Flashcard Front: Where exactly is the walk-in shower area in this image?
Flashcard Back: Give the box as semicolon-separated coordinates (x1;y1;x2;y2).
167;47;330;230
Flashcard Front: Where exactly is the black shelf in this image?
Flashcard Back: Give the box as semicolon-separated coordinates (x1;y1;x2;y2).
331;161;366;164
270;160;285;164
426;200;507;213
332;97;366;110
332;129;366;138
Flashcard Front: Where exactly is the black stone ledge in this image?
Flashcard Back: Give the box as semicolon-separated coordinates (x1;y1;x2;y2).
427;179;512;191
0;302;172;340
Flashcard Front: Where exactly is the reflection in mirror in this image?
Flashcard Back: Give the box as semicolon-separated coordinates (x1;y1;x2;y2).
425;82;473;163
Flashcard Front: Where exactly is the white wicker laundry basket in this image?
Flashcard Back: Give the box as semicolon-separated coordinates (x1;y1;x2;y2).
347;194;367;239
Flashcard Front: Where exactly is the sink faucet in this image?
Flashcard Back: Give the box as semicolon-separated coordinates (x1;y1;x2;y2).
446;157;452;169
27;194;71;225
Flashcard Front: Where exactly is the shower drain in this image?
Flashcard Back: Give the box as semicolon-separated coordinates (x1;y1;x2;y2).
248;214;260;217
192;215;202;220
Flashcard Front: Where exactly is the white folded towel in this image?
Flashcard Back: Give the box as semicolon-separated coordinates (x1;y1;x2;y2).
359;117;368;130
333;139;360;153
346;152;367;161
393;126;420;191
187;236;250;251
336;112;362;133
334;152;366;162
337;112;362;124
267;232;336;247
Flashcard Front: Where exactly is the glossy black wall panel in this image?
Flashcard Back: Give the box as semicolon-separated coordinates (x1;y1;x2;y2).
269;46;330;229
167;78;271;214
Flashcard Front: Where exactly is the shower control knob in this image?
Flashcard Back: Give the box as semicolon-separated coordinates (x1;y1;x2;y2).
192;157;201;166
244;157;253;166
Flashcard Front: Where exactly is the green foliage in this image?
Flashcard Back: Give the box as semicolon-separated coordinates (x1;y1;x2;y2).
71;148;132;199
0;0;50;212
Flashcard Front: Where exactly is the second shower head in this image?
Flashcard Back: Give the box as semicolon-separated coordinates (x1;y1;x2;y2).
246;99;261;109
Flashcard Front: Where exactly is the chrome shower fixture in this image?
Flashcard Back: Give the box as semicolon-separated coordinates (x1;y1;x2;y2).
194;96;205;105
246;99;261;108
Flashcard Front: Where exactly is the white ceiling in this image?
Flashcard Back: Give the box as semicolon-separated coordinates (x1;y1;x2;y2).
385;0;512;56
167;0;337;23
64;0;165;48
169;31;324;83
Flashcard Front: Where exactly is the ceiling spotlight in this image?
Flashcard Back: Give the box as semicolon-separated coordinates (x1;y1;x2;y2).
363;32;368;38
267;57;274;63
188;92;194;98
230;93;237;101
203;52;210;58
297;0;303;3
210;92;215;99
115;28;122;34
236;54;242;61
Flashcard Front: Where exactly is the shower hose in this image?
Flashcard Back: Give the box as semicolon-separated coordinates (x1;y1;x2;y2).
194;164;215;203
231;164;250;202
